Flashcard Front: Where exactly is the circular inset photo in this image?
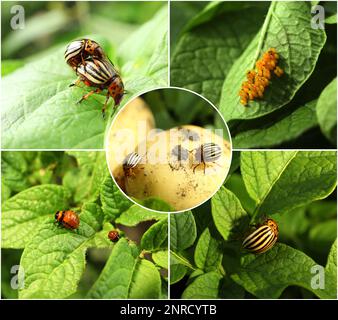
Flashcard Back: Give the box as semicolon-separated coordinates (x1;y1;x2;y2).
106;87;232;212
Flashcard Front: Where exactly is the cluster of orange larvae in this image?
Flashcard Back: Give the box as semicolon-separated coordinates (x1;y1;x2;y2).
239;48;284;106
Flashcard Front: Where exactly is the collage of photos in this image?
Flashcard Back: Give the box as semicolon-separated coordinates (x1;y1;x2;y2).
1;0;337;304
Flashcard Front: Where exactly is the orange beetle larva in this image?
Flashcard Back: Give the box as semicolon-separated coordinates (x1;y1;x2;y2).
239;48;284;106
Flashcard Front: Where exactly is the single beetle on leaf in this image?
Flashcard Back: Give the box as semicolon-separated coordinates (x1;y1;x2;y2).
108;230;120;242
242;218;279;254
55;210;80;230
71;57;125;116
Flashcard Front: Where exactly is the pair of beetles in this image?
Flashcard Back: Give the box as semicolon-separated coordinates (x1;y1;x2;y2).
65;38;124;116
55;210;119;243
60;39;123;241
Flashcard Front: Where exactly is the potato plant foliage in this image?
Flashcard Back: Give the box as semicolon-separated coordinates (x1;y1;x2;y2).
1;4;168;149
171;1;337;148
170;151;337;299
1;151;168;299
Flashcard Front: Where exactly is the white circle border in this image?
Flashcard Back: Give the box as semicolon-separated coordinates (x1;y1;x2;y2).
105;85;233;214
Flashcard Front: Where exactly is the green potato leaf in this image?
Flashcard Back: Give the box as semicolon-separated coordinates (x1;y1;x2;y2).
89;222;117;248
100;174;132;222
66;151;109;203
171;7;265;106
194;227;223;271
1;151;29;193
87;238;161;299
2;185;70;249
18;203;103;298
231;242;337;299
1;8;168;149
170;211;197;251
170;250;194;284
211;187;248;241
241;151;337;218
170;264;188;285
1;60;25;76
115;205;167;226
325;13;337;24
325;240;337;290
181;271;222;299
316;78;337;145
152;250;168;269
2;181;11;202
220;1;326;121
141;218;168;252
233;100;318;148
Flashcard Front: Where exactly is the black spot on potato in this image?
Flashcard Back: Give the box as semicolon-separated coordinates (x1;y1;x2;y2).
178;128;200;141
171;145;189;161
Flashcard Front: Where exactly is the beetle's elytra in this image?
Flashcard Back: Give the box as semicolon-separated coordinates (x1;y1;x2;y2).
55;210;80;230
65;39;105;71
123;152;142;177
108;230;120;242
192;142;222;174
75;58;124;114
242;218;279;254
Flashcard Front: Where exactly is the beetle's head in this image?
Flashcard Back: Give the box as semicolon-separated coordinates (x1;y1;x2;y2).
108;76;125;106
85;39;101;55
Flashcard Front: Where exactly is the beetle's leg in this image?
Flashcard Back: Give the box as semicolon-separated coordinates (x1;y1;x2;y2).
107;56;115;66
192;164;199;174
69;78;81;87
102;94;110;118
81;53;87;72
110;107;119;118
203;162;206;174
77;88;101;104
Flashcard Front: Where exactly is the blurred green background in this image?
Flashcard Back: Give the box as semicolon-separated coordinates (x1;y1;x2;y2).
142;88;230;140
1;1;165;70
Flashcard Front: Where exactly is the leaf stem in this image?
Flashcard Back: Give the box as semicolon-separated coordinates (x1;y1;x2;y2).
170;250;196;271
251;2;276;69
218;264;226;277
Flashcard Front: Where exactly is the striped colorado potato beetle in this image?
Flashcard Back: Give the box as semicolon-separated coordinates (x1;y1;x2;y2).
123;152;143;177
108;230;120;242
55;210;80;230
73;57;124;115
242;218;279;254
192;142;222;174
65;39;105;71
